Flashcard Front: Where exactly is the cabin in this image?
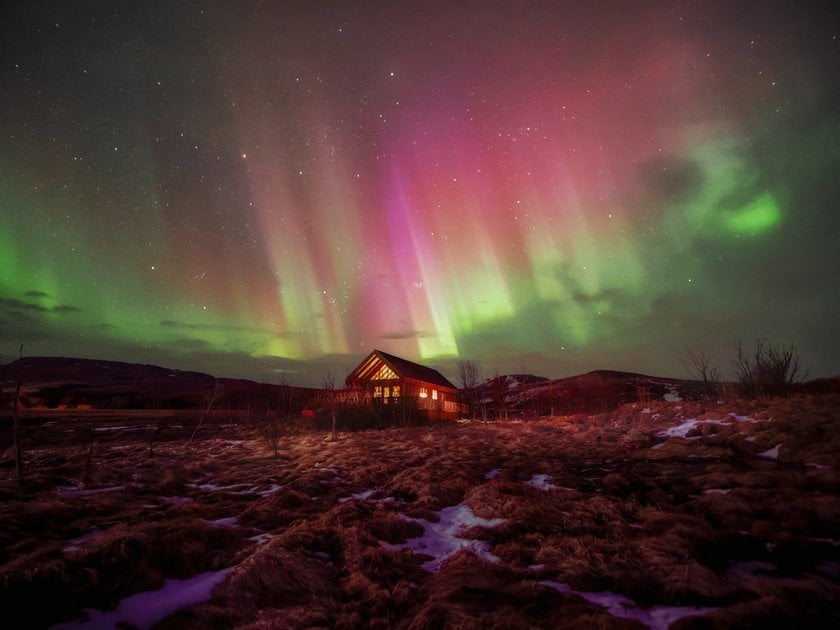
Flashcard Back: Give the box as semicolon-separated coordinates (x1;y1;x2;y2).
345;349;466;420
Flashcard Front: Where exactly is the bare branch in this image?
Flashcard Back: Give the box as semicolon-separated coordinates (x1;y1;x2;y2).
730;337;807;398
680;342;720;400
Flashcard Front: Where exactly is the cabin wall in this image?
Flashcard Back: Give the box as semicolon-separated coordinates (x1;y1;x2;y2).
348;376;464;419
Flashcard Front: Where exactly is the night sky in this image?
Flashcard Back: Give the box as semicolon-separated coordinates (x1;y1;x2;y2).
2;1;838;386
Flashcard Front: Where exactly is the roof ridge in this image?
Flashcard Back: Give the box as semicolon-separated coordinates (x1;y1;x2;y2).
367;349;458;390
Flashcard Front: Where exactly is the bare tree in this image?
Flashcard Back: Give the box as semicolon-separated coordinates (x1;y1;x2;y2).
457;359;481;420
321;371;339;438
251;385;276;456
490;369;509;421
258;409;283;458
731;337;807;399
257;377;305;457
681;342;721;400
12;343;24;480
82;440;97;487
189;378;223;445
146;385;160;457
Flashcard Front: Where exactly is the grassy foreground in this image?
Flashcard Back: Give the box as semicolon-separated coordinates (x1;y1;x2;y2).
1;395;839;628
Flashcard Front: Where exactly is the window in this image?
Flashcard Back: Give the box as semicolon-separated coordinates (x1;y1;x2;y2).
392;385;400;398
373;386;382;398
432;389;438;400
372;364;398;380
419;387;428;398
384;386;390;398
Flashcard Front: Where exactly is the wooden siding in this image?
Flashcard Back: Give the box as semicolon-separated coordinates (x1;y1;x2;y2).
345;350;466;419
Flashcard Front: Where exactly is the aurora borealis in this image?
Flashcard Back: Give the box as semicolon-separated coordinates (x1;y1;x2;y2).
1;1;838;385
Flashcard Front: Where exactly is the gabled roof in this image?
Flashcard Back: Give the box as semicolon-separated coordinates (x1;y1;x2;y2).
346;349;458;391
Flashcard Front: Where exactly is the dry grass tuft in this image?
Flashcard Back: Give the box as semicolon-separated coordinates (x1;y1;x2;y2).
216;543;336;613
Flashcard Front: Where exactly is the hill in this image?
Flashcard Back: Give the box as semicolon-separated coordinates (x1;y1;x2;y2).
466;369;705;418
0;357;314;410
3;355;837;415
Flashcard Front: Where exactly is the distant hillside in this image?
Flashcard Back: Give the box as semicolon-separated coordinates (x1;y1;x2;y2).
465;369;706;417
3;356;836;414
0;357;315;410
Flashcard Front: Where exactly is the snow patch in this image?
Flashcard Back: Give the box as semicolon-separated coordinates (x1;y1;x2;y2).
484;468;502;480
382;503;506;572
204;517;238;529
187;481;280;496
309;551;331;562
657;418;702;439
663;387;682;402
55;485;124;497
55;567;234;629
758;444;782;459
658;411;761;441
539;580;717;629
525;474;557;491
248;533;274;545
162;496;193;505
253;483;283;497
657;417;732;439
187;482;227;492
64;529;101;554
339;488;378;503
728;413;756;423
702;488;731;495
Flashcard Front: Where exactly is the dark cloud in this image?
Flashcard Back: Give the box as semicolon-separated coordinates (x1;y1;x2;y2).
161;320;198;329
639;157;704;204
0;297;48;312
52;304;82;314
571;288;631;307
169;337;212;350
378;330;432;340
159;319;296;337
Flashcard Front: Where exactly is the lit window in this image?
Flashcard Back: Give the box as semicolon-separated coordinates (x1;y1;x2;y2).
419;387;428;398
393;385;400;397
372;364;398;380
373;386;382;398
384;386;390;398
432;389;438;400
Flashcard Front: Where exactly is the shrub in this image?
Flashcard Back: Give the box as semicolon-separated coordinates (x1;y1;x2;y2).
731;338;807;399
